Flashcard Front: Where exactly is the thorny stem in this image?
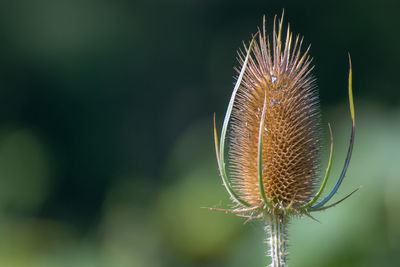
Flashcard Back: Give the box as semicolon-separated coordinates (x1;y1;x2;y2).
265;214;288;267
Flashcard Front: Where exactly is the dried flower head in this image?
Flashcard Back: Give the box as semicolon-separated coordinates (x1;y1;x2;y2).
229;16;320;209
212;13;357;220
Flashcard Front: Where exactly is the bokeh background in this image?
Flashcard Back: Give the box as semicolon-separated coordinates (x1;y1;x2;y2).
0;0;399;266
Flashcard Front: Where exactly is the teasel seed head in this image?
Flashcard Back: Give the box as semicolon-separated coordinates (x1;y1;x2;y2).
229;15;319;209
212;13;357;219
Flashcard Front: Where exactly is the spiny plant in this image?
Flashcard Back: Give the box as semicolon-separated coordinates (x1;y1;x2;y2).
210;13;358;266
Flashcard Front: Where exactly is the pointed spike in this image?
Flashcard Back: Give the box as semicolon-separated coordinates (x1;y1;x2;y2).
273;15;277;70
308;187;360;212
201;205;261;213
277;11;284;64
303;211;321;223
283;22;291;70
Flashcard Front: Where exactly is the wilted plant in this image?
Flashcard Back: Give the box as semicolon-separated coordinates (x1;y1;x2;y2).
210;13;357;266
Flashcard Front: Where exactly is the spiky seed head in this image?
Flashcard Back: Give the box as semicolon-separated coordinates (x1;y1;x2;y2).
210;12;356;266
228;15;320;209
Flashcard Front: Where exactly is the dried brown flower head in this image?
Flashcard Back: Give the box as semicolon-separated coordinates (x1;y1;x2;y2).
229;16;319;208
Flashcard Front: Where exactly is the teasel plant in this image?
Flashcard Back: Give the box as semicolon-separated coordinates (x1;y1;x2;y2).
208;12;358;267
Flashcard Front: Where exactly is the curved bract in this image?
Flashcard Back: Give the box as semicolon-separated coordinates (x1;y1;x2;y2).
306;55;357;212
300;123;334;209
213;38;256;208
257;93;273;209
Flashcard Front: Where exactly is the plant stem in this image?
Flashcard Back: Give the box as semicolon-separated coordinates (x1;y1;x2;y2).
265;214;288;267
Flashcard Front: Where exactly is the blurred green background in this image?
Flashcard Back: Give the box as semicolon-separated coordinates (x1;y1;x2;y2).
0;0;399;266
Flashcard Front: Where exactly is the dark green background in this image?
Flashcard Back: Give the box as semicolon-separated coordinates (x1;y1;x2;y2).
0;0;399;266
